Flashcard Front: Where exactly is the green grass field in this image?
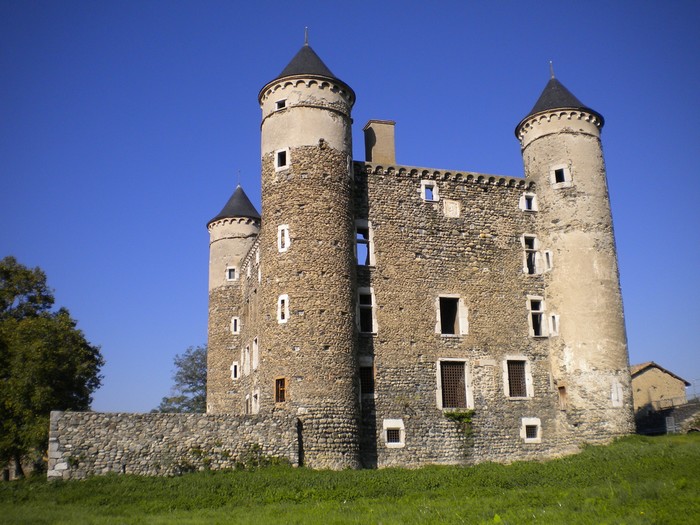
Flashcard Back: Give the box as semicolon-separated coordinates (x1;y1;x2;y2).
2;434;699;524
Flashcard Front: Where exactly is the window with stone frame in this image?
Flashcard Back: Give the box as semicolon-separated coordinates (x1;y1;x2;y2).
383;419;405;448
226;266;237;281
355;219;375;266
504;357;534;398
275;377;286;403
421;180;439;202
275;148;289;171
357;287;376;333
523;235;540;275
436;295;468;336
439;360;470;409
360;366;375;398
278;294;289;324
520;417;542;443
278;224;290;252
527;296;547;337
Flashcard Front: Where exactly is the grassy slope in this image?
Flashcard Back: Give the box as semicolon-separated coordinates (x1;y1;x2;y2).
1;434;699;524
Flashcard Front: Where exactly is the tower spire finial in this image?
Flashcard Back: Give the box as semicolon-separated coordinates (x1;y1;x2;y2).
549;60;555;79
237;169;241;187
304;27;309;46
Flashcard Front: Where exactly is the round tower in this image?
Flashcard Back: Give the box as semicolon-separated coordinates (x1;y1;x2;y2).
206;185;260;413
257;42;360;468
515;74;634;440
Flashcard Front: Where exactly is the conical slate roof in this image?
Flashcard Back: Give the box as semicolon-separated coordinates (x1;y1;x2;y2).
516;76;604;136
208;185;260;225
522;77;604;124
277;43;337;80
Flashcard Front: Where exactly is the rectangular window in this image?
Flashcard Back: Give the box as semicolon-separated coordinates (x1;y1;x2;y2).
558;386;567;410
507;360;527;397
355;220;375;266
230;361;239;380
529;297;546;337
521;417;542;443
278;294;289;324
554;168;566;183
357;288;376;333
275;149;289;171
523;235;538;275
439;297;458;335
278;225;290;252
275;378;286;403
360;366;375;398
226;267;237;281
421;180;439;201
383;419;405;448
244;346;250;375
440;361;467;408
252;337;259;370
275;99;286;110
386;428;401;443
550;165;572;187
230;316;240;334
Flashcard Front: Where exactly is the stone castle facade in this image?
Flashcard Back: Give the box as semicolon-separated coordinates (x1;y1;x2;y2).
47;42;635;479
205;42;635;469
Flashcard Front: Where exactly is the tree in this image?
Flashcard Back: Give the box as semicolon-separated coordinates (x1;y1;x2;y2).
0;256;104;477
154;345;207;413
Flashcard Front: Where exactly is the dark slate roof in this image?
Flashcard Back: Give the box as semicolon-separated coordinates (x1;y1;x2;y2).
522;77;604;125
277;43;337;80
208;185;260;225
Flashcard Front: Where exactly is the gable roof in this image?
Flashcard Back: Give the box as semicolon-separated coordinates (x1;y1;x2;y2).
208;185;260;225
630;361;691;386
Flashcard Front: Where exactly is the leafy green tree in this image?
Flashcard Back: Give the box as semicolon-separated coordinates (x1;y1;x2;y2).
0;256;104;477
154;345;207;413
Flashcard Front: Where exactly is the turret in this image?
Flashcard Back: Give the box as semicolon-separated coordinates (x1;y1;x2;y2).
515;73;634;439
256;42;360;468
206;185;260;413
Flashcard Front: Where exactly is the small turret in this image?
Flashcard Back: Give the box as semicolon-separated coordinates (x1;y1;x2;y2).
516;72;634;441
206;185;260;413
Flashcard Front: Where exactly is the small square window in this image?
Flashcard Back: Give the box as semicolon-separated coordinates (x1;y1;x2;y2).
386;428;401;443
226;267;237;281
550;165;572;187
520;417;542;443
275;378;286;403
383;419;405;448
275;99;286;110
554;168;566;183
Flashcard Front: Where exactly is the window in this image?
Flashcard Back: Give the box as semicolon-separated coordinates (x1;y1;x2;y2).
549;314;559;336
522;234;544;275
226;267;237;281
504;358;534;398
230;316;240;335
275;148;289;171
507;360;527;397
544;251;553;271
244;346;250;375
245;395;250;414
360;366;375;398
357;287;377;333
275;378;286;403
278;294;289;324
278;225;290;252
275;99;286;110
527;296;546;337
383;419;405;448
252;390;260;414
252;337;259;370
519;193;538;212
436;295;468;336
558;386;567;410
520;417;542;443
420;180;439;201
437;360;472;409
230;361;239;380
611;380;624;408
550;164;572;187
355;220;374;266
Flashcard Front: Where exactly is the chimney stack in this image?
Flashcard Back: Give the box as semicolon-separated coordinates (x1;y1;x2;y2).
363;120;396;164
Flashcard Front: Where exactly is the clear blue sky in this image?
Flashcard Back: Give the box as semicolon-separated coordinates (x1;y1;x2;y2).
2;1;699;412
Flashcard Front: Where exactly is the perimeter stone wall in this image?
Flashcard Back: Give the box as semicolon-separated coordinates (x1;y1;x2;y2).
47;411;298;480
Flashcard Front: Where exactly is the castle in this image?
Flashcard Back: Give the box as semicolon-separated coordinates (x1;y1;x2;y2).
205;42;635;469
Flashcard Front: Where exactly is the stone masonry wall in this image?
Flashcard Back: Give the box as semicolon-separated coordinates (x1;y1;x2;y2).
48;411;298;480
